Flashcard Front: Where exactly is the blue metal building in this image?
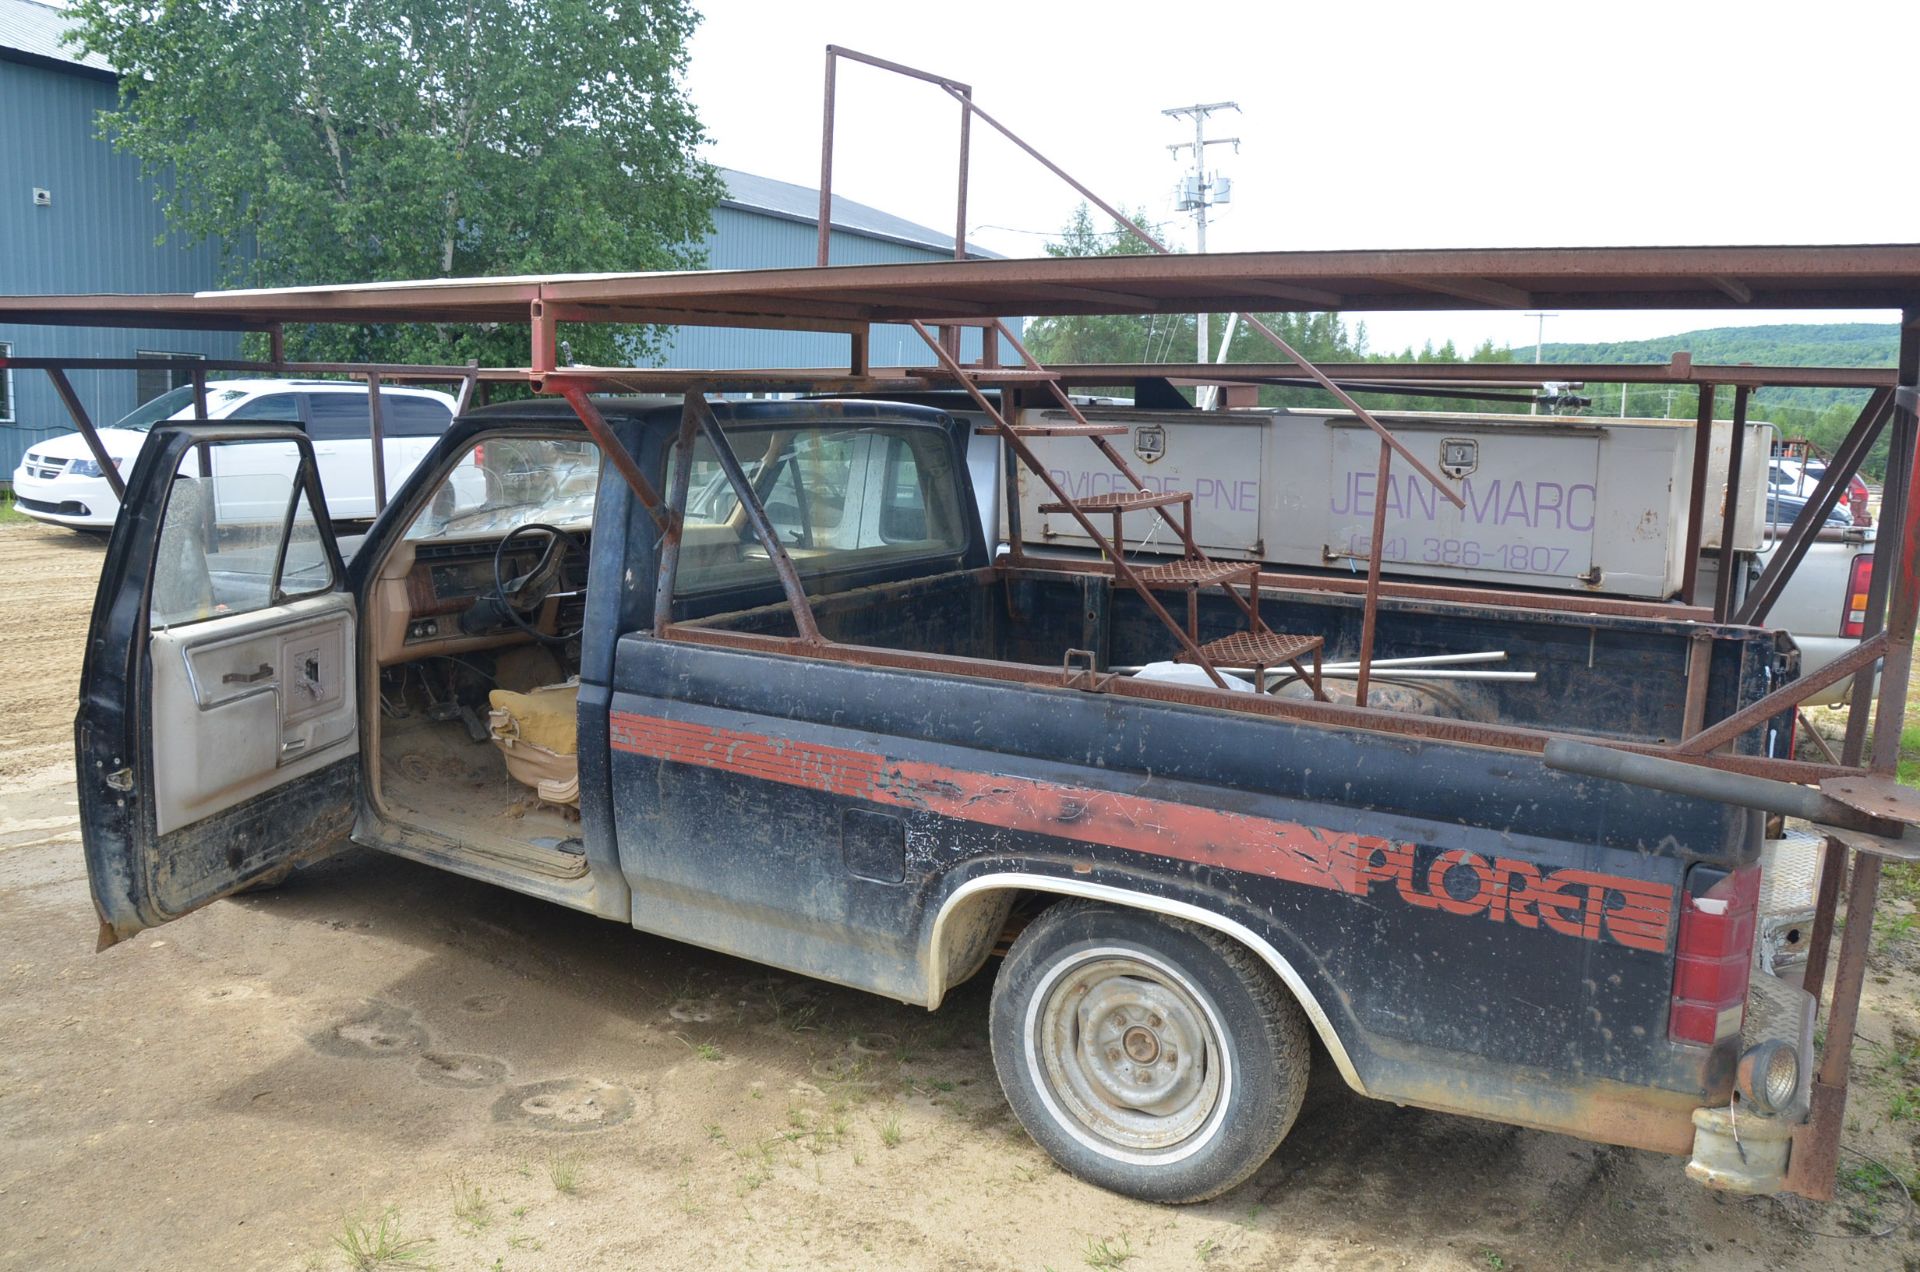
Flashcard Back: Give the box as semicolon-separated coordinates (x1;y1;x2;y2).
0;0;240;475
0;0;1008;478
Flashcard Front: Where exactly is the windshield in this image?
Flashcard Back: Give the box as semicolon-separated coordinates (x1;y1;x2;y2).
114;385;248;432
406;437;601;540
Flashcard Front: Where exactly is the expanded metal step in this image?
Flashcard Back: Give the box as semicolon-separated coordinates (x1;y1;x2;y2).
1038;489;1193;514
1181;629;1325;667
1130;559;1258;588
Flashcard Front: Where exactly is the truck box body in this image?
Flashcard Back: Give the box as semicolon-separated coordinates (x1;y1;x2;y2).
1014;407;1774;599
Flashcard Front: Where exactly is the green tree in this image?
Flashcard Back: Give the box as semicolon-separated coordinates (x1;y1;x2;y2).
1022;204;1190;366
70;0;722;366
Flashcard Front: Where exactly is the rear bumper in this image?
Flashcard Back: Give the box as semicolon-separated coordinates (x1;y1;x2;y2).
8;468;119;528
1685;971;1816;1193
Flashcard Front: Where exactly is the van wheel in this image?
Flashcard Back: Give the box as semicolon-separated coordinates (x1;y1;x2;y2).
989;899;1310;1203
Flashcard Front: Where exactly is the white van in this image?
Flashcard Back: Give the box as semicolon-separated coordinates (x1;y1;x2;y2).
10;379;459;529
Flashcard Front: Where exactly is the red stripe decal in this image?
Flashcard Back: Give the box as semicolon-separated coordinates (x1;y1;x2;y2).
610;710;1674;952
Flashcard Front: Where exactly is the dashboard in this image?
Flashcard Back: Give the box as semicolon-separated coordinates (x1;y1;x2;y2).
372;535;589;663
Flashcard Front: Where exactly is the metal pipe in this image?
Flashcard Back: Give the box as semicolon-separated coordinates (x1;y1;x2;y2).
1354;437;1392;704
1737;387;1892;624
555;386;674;534
1712;385;1750;619
366;370;389;513
44;368;126;500
689;395;822;644
954;87;971;262
1679;385;1716;603
1543;738;1898;832
1794;851;1884;1200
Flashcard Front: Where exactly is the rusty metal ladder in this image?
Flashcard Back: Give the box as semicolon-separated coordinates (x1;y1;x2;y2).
910;318;1327;698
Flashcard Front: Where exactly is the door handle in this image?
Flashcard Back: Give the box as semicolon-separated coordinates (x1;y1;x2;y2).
280;737;309;757
223;663;275;684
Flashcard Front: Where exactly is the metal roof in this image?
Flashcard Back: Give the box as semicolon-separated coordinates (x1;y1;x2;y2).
5;243;1920;333
0;0;110;76
715;167;997;259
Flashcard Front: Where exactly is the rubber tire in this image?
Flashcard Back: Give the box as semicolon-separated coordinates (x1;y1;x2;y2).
989;899;1311;1204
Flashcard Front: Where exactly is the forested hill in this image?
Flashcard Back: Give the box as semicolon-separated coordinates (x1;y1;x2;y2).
1529;323;1898;372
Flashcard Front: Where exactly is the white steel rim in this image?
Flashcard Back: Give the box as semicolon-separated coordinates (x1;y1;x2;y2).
1023;945;1232;1166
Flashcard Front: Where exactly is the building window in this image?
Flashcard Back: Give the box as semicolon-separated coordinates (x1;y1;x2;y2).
0;342;11;424
135;350;205;407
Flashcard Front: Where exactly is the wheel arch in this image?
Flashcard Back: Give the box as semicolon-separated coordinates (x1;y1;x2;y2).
922;871;1368;1097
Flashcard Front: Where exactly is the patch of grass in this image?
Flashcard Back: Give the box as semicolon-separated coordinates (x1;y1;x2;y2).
1083;1233;1135;1269
1482;1253;1508;1272
333;1210;434;1271
1194;1235;1220;1263
450;1177;490;1233
879;1113;904;1148
546;1151;584;1197
0;492;27;525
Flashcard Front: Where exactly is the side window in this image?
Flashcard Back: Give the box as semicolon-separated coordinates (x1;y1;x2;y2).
302;393;373;443
226;394;303;423
673;425;968;595
150;440;335;628
380;396;454;438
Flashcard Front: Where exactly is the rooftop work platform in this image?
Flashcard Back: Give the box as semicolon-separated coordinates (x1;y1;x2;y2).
5;242;1920;334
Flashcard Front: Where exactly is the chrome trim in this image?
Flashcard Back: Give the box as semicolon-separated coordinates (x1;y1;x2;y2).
924;872;1368;1096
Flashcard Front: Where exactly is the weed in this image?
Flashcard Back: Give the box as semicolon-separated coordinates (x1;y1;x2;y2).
1194;1235;1220;1263
0;493;26;525
450;1177;490;1233
1483;1253;1507;1271
506;1235;542;1252
509;1206;527;1219
671;1032;723;1062
705;1122;729;1145
1890;1088;1920;1121
547;1151;584;1197
880;1113;904;1148
1011;1164;1036;1183
1083;1233;1135;1268
678;1174;703;1216
930;1078;956;1092
333;1210;434;1271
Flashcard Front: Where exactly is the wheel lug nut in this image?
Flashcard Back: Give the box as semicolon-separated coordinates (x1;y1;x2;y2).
1109;1013;1127;1030
1107;1048;1122;1063
1148;1014;1163;1029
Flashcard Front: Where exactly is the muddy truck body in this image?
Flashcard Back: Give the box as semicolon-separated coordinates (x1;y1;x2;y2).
79;397;1816;1202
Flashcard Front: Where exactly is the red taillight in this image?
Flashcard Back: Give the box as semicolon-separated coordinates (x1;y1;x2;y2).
471;443;486;467
1669;864;1759;1046
1840;553;1874;638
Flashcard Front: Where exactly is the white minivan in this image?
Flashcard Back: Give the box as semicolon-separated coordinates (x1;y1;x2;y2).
10;379;459;529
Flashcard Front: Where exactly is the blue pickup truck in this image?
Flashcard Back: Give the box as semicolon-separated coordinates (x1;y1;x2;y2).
79;396;1810;1203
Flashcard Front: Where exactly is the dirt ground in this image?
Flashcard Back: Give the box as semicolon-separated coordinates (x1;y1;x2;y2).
4;517;1920;1272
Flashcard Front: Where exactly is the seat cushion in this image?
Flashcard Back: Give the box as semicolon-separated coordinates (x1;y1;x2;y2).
487;680;579;755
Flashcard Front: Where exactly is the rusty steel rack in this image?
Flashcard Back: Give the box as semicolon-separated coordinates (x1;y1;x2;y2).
8;51;1920;1205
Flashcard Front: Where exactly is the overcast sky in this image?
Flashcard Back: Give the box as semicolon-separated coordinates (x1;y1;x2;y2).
685;0;1913;355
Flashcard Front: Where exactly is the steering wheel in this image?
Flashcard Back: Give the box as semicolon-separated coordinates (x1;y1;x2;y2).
492;522;587;644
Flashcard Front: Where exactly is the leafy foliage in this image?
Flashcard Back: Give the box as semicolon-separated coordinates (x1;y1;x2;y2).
69;0;723;366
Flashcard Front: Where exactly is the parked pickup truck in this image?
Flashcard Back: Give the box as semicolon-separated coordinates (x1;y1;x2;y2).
83;397;1812;1203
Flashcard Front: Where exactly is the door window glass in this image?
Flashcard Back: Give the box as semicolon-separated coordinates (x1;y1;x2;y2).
302;393;373;442
406;437;601;540
150;440;335;628
380;396;455;438
227;394;303;423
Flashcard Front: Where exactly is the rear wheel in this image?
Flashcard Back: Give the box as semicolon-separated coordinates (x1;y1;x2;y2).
989;900;1310;1203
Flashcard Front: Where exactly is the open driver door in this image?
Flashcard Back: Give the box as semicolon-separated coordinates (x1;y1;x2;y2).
78;423;359;947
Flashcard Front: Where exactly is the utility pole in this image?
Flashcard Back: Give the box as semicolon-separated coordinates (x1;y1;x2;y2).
1525;311;1557;415
1165;101;1240;367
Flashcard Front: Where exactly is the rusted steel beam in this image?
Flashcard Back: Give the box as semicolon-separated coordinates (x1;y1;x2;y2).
1036;360;1901;391
530;300;556;379
554;386;674;535
817;46;836;267
366;370;389;513
268;324;285;366
1792;851;1884;1201
1678;385;1716;604
657;620;1868;784
44;368;127;500
1354;437;1392;704
687;395;822;645
1736;387;1892;625
909;319;1232;687
1680;631;1713;738
1712;385;1750;620
1675;632;1887;755
1021;552;1713;622
652;401;699;633
453;363;480;416
955;86;971;262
